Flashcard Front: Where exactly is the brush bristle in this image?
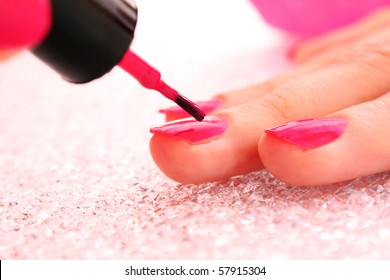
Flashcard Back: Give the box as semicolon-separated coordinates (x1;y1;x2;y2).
175;95;206;121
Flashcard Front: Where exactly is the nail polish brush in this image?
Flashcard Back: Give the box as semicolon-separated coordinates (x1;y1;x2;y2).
0;0;205;121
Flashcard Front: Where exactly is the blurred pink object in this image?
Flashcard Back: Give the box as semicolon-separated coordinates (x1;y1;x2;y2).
0;0;52;49
250;0;390;36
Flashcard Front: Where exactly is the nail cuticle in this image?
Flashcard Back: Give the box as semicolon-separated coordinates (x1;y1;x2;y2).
150;116;228;143
158;99;222;117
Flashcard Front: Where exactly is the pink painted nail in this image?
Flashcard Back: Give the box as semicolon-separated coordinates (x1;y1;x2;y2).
159;99;222;118
265;118;347;149
150;116;228;143
0;0;52;49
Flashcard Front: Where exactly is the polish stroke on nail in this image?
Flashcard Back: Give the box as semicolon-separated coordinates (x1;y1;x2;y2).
150;116;228;143
265;118;347;149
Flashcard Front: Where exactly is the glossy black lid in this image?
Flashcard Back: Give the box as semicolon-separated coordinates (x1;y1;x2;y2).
33;0;138;83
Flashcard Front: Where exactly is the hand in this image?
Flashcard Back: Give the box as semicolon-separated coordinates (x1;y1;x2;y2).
149;8;390;186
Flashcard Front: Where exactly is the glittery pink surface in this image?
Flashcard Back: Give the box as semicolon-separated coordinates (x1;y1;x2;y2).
1;0;390;260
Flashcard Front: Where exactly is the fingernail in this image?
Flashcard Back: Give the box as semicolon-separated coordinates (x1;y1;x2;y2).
150;116;228;143
265;118;347;149
159;99;222;118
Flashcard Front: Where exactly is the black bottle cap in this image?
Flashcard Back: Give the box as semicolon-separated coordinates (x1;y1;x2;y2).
32;0;138;83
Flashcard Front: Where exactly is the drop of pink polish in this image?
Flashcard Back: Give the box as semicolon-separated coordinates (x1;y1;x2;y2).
150;117;228;143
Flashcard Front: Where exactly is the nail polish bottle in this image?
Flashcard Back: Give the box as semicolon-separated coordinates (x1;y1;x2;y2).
0;0;205;120
32;0;138;83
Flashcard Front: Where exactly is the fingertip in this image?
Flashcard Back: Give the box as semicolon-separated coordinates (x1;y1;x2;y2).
149;112;264;184
259;134;303;186
149;134;194;183
149;133;229;184
259;133;338;186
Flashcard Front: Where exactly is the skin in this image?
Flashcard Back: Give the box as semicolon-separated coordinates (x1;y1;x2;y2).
150;7;390;185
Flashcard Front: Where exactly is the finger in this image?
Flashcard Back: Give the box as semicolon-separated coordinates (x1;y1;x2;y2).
161;60;328;122
150;45;390;183
260;92;390;186
162;19;390;122
292;7;390;64
213;60;325;108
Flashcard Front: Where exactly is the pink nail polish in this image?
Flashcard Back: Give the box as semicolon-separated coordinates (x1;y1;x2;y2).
150;116;228;143
0;0;52;49
265;118;347;149
158;99;222;118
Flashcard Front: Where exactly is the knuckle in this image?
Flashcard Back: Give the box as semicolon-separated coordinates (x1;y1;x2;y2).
367;6;390;21
353;42;390;72
321;41;390;70
245;80;276;96
264;93;291;120
261;85;313;121
375;95;390;112
331;40;390;63
259;80;277;92
360;95;390;121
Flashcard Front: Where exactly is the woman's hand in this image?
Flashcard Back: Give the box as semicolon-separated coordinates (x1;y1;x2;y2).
150;8;390;186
